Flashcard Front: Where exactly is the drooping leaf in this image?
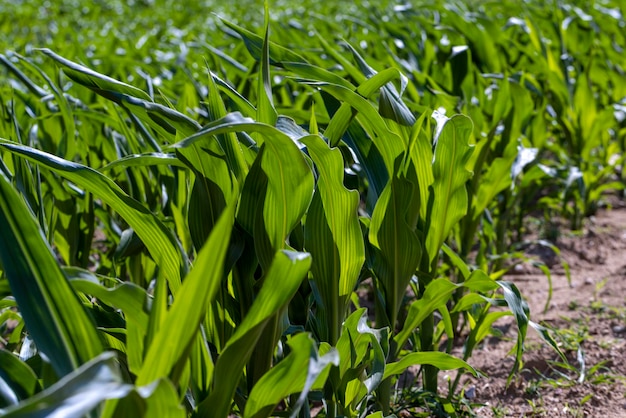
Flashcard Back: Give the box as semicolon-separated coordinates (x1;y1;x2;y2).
171;112;314;270
383;352;477;380
0;141;188;292
39;48;201;142
0;171;103;377
0;352;128;418
0;350;40;406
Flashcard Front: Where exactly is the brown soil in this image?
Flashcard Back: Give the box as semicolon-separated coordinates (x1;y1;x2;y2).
452;204;626;417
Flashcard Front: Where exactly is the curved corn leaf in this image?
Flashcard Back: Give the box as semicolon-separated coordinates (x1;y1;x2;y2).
200;250;311;418
344;43;416;126
69;278;149;329
0;172;103;377
69;276;150;375
394;278;458;352
0;141;188;292
100;153;186;172
302;135;365;344
172;112;314;270
176;136;236;251
0;350;40;406
220;19;307;65
38;49;151;100
383;352;477;380
0;352;127;418
335;309;389;410
311;82;405;177
136;199;236;386
497;281;529;384
39;48;201;142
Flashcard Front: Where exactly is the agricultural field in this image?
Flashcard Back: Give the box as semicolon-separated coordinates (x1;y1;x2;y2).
0;0;625;417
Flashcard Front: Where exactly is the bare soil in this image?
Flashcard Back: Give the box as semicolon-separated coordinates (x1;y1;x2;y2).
454;204;626;417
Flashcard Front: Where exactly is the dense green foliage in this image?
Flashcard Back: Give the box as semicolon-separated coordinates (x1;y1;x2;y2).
0;0;624;416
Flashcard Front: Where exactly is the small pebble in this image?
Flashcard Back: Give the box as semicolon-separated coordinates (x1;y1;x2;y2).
612;325;626;334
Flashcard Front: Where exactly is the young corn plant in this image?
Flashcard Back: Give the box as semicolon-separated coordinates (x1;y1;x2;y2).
3;1;616;416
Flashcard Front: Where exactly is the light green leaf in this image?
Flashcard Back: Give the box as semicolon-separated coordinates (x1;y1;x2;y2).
136;199;236;386
425;114;474;265
395;279;458;352
302;135;365;344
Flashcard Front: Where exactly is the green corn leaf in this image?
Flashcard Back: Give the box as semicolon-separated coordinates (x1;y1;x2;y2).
101;378;186;418
312;82;405;175
69;277;149;334
68;276;149;375
343;43;416;126
175;135;236;251
472;311;512;344
205;62;248;181
136;199;236;386
0;141;188;292
383;352;477;380
199;250;312;418
395;279;458;352
369;164;421;328
39;48;201;141
256;3;278;126
302;135;365;344
471;155;514;220
0;350;40;406
334;309;389;409
0;352;128;418
220;19;307;65
208;70;256;118
100;153;187;172
171;112;314;270
244;333;338;418
407;117;434;220
13;53;77;160
497;281;529;384
283;61;355;89
0;54;48;97
425;114;474;265
38;48;151;100
0;171;103;377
